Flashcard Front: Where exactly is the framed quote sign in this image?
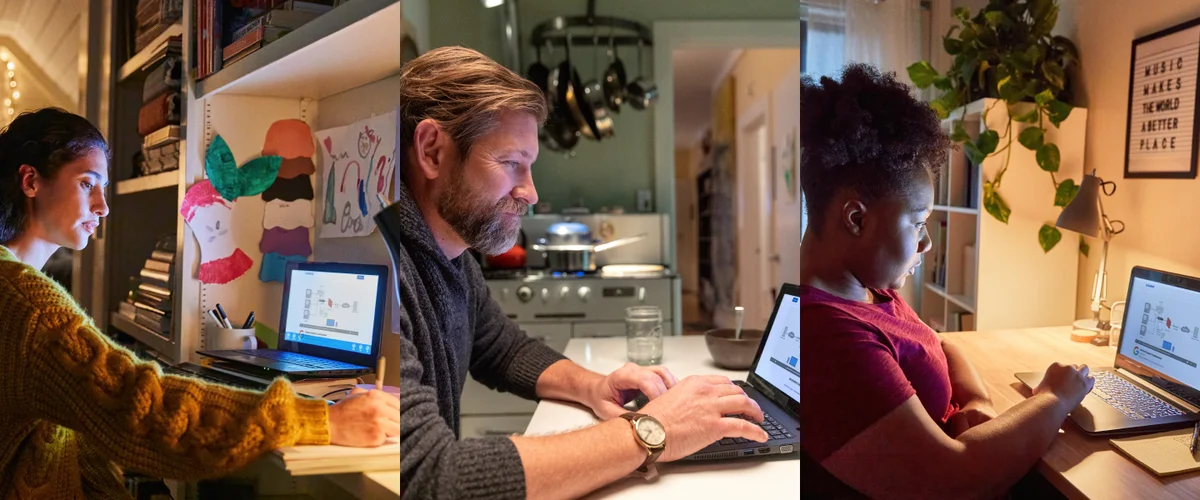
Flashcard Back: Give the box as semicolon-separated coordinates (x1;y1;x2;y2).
1124;16;1200;179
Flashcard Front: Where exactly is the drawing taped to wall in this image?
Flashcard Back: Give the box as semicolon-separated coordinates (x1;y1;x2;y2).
316;109;398;238
181;180;253;284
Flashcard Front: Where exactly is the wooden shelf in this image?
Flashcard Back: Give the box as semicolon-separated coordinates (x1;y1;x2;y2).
110;312;176;358
195;0;401;99
119;24;184;81
933;205;979;215
116;171;177;195
925;283;976;313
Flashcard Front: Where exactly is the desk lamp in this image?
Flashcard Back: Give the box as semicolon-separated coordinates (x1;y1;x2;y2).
1056;170;1125;336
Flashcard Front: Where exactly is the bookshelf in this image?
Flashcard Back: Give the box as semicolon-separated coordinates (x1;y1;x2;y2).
916;98;1085;333
84;0;407;368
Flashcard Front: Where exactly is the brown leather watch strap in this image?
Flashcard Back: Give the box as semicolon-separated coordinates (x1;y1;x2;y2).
620;412;665;473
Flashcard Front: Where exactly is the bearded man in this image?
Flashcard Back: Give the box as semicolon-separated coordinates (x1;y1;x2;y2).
390;46;769;500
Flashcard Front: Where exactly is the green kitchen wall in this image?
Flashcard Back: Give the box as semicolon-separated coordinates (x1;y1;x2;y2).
426;0;800;213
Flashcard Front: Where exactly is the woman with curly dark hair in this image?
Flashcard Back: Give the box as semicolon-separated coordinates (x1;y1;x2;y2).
798;64;1094;498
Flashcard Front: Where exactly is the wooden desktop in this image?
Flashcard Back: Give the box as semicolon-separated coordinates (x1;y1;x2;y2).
946;326;1200;499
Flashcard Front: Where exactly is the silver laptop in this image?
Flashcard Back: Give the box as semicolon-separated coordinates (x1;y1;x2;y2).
199;262;387;378
628;283;800;460
1016;266;1200;435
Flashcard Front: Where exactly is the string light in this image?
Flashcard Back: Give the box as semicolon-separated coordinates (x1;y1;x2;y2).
12;91;19;99
6;62;13;70
6;109;13;115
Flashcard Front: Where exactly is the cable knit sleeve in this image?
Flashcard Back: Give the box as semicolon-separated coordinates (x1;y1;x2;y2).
3;269;330;481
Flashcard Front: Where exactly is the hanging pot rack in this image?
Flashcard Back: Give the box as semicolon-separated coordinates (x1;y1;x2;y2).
529;0;653;48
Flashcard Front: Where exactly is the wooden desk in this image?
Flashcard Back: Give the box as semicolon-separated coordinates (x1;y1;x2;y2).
525;336;800;498
944;326;1200;500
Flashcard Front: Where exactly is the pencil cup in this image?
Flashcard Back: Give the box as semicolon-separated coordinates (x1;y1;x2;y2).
212;327;256;350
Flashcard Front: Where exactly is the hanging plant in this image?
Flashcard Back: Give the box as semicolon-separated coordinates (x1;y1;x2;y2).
906;0;1081;253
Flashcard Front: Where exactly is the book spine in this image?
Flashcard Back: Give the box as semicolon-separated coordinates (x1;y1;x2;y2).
144;259;172;273
223;26;265;61
150;249;175;263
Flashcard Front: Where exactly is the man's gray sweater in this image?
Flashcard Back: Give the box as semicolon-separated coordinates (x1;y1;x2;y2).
389;182;566;499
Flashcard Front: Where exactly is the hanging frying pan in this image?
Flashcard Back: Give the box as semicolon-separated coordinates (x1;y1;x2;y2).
559;35;602;140
602;28;627;112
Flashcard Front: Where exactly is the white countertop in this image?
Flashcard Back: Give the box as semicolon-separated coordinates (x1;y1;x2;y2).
525;336;799;499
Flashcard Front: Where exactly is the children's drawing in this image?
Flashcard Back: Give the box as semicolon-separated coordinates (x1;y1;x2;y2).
180;180;252;284
315;109;398;238
261;174;314;202
278;157;316;179
262;119;316;159
259;252;308;283
263;199;315;230
206;135;282;201
260;227;312;257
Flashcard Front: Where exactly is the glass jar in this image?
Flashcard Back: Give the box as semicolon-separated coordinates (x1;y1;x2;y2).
626;306;663;365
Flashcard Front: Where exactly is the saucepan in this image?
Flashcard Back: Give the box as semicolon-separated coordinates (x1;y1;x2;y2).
530;221;646;272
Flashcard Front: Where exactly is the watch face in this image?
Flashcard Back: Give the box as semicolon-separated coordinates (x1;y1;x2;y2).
636;417;666;447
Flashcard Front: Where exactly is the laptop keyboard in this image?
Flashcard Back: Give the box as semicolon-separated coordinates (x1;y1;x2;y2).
1092;371;1184;420
716;413;795;446
231;350;362;370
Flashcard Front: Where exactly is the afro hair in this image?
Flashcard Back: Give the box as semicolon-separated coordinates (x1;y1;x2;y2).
800;63;950;233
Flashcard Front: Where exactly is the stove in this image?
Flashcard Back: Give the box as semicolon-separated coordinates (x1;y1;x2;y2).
483;269;677;332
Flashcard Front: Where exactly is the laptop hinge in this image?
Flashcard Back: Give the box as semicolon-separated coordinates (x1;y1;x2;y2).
1116;367;1200;413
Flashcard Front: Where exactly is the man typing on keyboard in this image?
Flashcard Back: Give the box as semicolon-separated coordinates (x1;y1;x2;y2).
389;47;770;500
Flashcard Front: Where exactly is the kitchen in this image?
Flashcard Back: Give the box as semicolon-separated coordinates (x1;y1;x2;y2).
404;0;802;450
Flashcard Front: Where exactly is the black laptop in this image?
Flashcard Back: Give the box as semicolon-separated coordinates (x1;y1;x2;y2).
199;262;387;378
629;283;800;460
1016;266;1200;435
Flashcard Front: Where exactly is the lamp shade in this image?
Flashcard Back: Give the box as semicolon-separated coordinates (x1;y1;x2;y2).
1056;173;1102;238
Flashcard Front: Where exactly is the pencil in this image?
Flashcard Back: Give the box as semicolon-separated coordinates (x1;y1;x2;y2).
376;356;386;391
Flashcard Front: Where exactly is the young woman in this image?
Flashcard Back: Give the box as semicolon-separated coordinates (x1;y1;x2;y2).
798;65;1094;498
0;108;399;496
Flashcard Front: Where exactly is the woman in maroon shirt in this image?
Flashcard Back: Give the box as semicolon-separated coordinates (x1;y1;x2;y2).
798;64;1095;498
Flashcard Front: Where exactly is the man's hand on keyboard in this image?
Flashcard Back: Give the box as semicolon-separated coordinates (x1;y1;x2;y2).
1034;362;1096;412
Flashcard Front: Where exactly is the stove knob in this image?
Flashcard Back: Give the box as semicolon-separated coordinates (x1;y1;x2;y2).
540;288;549;303
559;286;570;300
516;286;533;303
577;286;591;302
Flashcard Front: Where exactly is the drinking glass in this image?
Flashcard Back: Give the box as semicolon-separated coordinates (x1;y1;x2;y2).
626;306;663;365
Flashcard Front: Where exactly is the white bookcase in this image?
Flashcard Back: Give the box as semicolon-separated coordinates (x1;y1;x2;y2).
85;0;405;366
916;98;1084;333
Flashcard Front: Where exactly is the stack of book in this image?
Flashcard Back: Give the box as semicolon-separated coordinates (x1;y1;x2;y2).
119;238;176;339
222;1;338;66
135;35;183;178
196;0;342;80
133;0;183;54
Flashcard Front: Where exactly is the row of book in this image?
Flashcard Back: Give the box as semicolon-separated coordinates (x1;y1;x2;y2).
927;219;949;288
196;0;343;81
133;0;183;55
117;237;176;338
134;33;184;179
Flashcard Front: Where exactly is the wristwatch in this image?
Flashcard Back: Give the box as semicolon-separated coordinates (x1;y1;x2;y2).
619;412;666;473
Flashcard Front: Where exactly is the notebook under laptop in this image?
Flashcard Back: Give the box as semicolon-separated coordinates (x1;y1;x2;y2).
199;262;387;378
1016;266;1200;435
629;283;800;461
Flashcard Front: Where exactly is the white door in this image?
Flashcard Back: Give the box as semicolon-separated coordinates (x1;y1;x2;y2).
771;67;802;292
737;102;773;328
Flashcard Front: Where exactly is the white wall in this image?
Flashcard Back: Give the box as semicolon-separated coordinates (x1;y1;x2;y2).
1058;1;1200;318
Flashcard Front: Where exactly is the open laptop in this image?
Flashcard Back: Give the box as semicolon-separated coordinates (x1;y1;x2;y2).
629;283;800;461
199;261;387;378
1016;266;1200;435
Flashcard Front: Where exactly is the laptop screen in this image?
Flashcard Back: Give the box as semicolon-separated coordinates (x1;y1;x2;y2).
752;292;800;404
1117;275;1200;387
282;268;381;355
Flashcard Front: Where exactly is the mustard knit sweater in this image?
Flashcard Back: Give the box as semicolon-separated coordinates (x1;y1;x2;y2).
0;246;330;499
